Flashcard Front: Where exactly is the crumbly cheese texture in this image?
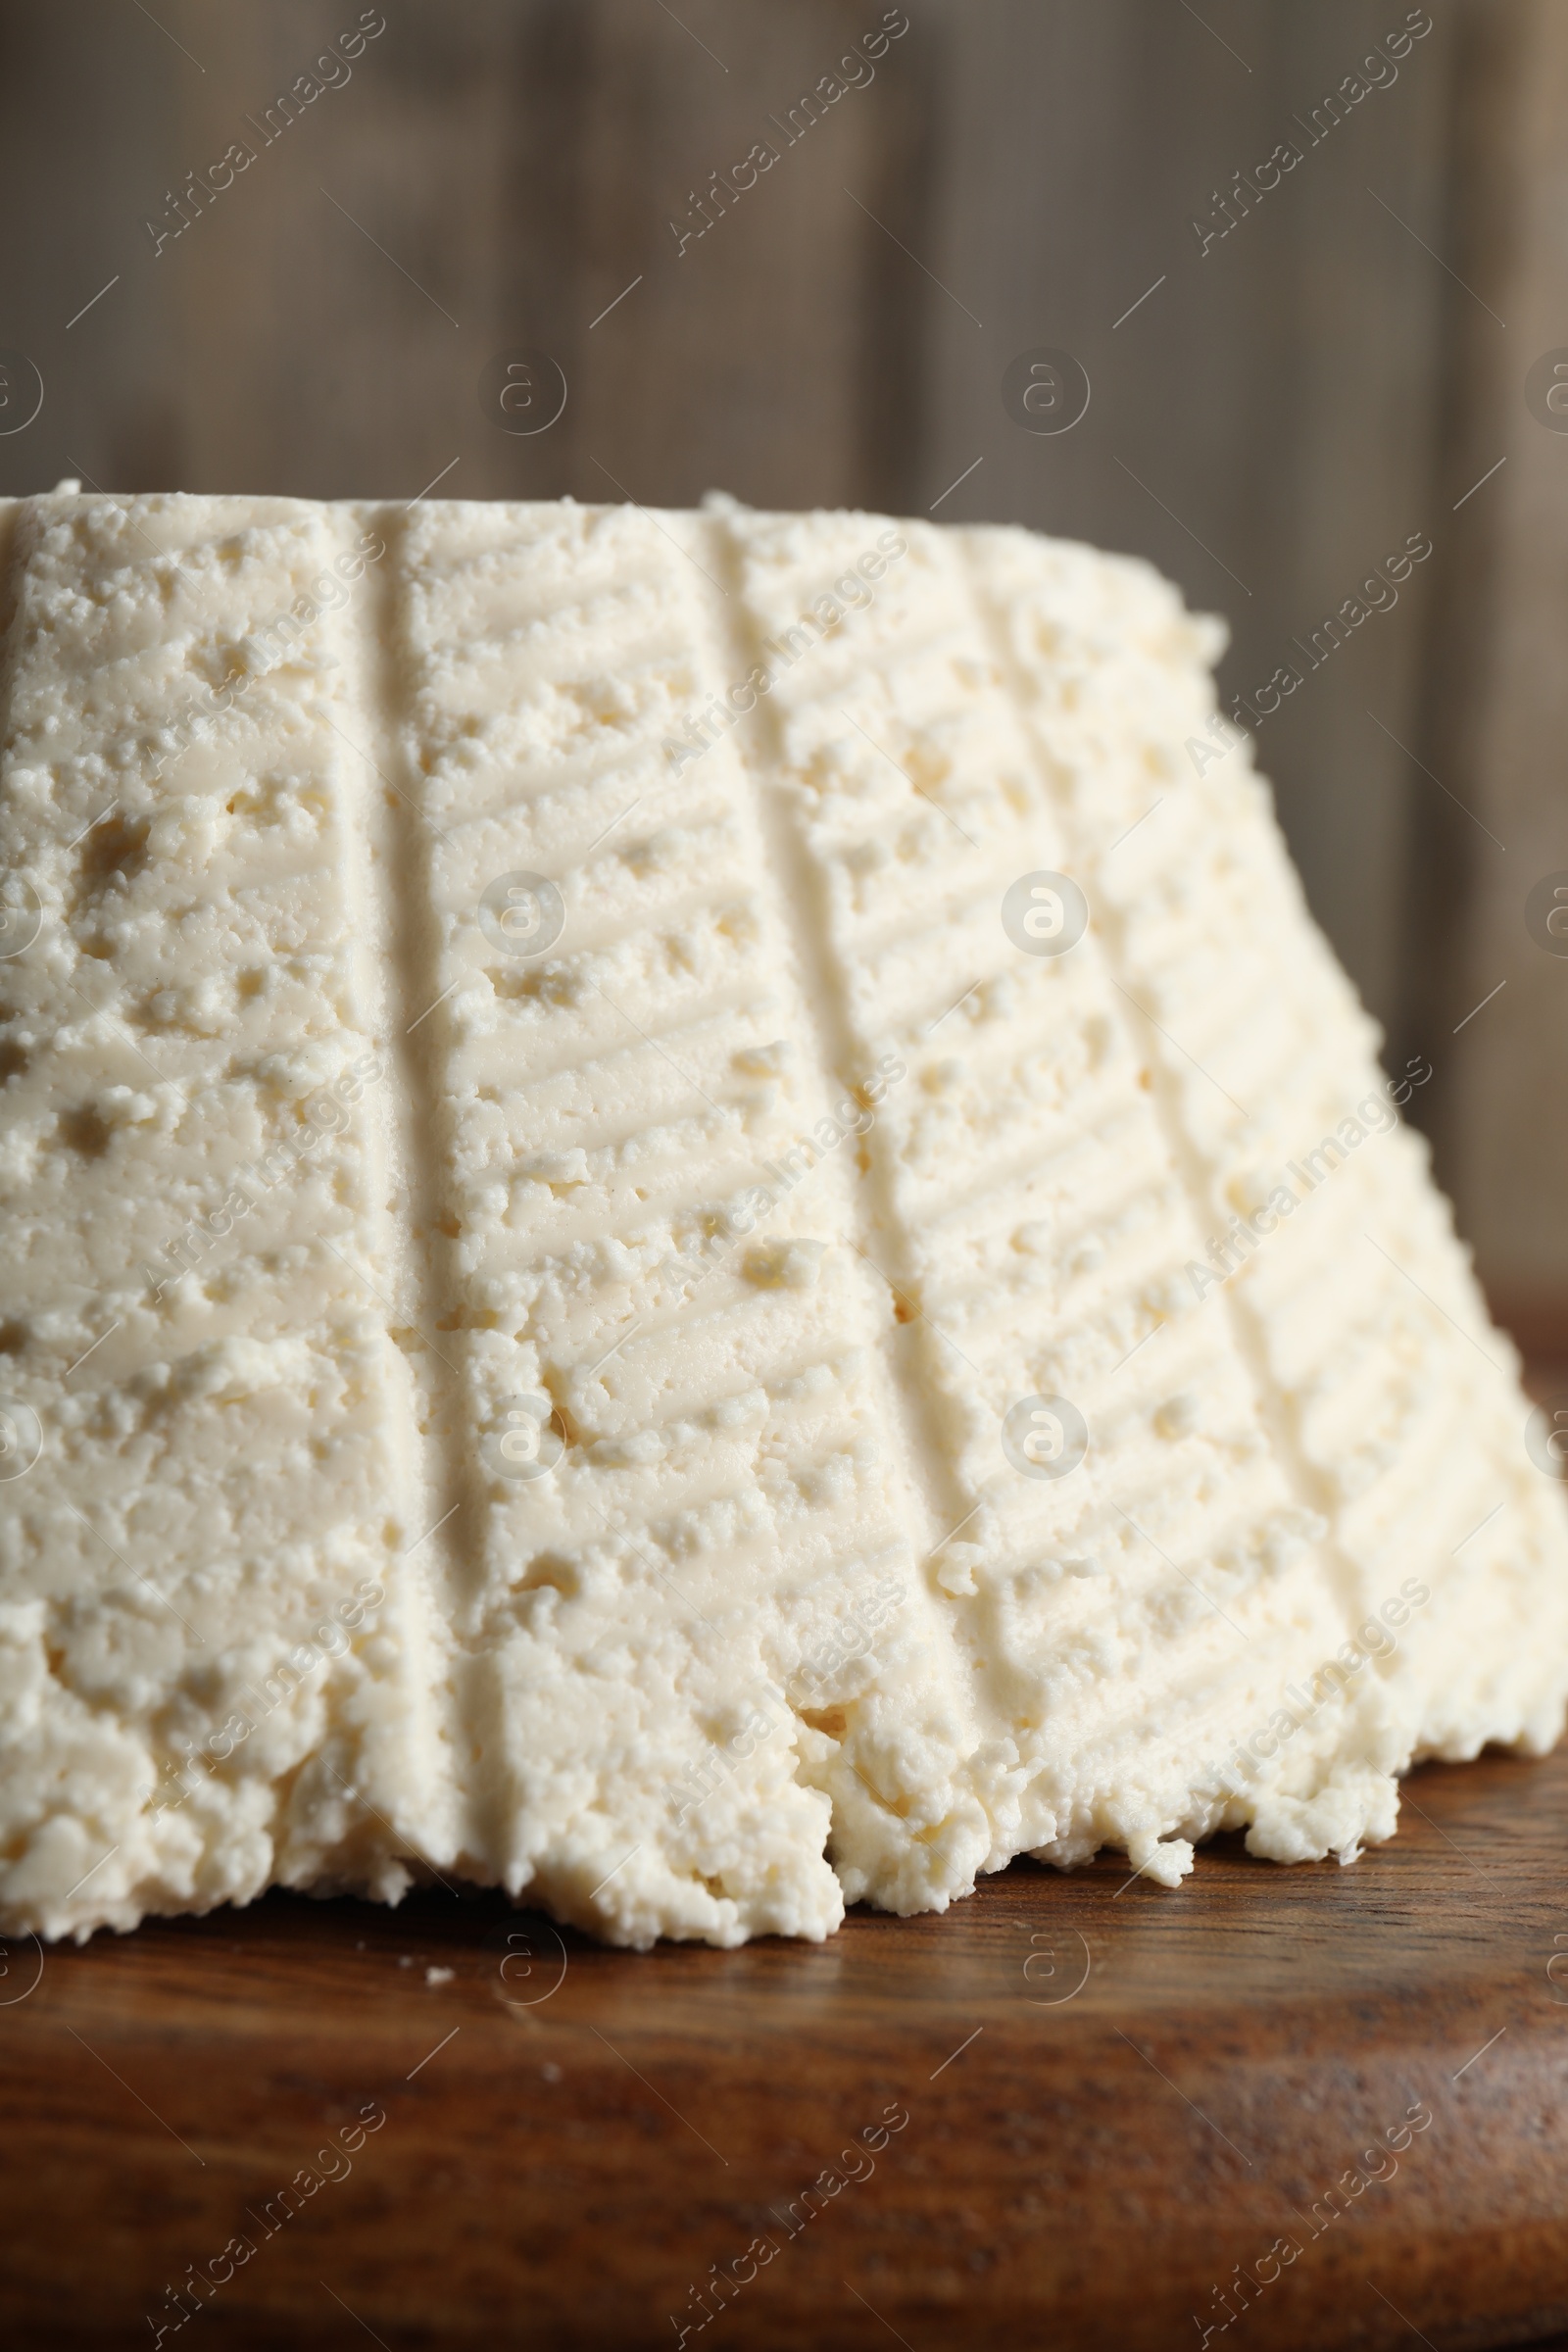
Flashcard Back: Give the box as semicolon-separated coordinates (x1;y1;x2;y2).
0;491;1562;1947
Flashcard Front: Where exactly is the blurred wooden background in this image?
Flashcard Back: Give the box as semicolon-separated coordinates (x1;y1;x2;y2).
0;0;1562;1332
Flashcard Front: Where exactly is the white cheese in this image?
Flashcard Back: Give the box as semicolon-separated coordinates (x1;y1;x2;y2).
0;489;1563;1949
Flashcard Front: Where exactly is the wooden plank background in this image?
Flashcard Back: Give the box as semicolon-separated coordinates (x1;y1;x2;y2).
0;0;1558;1324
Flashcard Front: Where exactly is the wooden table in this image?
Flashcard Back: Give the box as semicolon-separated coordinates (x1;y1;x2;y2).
6;1737;1568;2349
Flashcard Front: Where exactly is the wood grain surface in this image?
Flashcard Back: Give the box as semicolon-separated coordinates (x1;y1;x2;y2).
5;1737;1568;2350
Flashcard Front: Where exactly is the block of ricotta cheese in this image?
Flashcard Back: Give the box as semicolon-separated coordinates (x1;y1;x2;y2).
0;488;1563;1948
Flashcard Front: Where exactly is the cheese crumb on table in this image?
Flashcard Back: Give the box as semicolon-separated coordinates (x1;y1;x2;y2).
0;489;1562;1949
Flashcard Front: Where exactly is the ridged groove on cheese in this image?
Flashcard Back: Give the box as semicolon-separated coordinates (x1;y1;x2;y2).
391;499;997;1944
972;526;1568;1811
0;490;1563;1949
714;507;1396;1884
0;496;440;1937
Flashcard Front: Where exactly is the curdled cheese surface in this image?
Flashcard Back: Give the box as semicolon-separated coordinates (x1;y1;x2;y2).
0;488;1563;1948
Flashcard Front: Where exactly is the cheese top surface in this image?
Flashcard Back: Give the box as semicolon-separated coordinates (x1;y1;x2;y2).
0;490;1563;1947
